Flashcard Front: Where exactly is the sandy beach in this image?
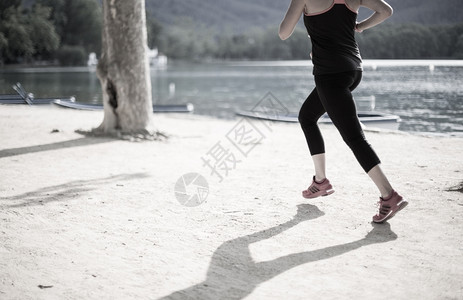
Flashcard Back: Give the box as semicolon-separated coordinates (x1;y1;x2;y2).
0;104;462;299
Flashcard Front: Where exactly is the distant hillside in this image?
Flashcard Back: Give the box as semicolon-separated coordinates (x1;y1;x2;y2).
22;0;463;33
146;0;463;33
383;0;462;25
145;0;287;33
14;0;463;60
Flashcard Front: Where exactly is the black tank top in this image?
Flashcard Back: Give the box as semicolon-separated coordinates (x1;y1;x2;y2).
304;0;363;75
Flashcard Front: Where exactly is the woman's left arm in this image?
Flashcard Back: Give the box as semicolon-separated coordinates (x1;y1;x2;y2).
279;0;305;40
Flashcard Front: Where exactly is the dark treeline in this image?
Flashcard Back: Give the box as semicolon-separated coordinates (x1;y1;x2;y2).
146;0;463;33
160;21;463;60
0;0;101;65
1;0;462;66
357;23;463;59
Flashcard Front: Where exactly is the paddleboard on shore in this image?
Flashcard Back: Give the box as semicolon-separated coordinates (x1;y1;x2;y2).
0;97;74;105
0;82;76;105
235;110;401;130
53;99;194;113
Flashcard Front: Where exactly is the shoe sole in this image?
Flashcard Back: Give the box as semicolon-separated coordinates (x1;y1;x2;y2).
302;189;335;199
373;199;408;223
323;189;335;197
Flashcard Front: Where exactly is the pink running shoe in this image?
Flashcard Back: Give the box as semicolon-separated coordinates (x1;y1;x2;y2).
302;176;335;199
372;190;408;223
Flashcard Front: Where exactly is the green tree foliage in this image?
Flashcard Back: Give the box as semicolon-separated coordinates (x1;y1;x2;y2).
146;0;463;36
357;23;463;59
156;21;463;61
56;45;86;66
0;6;33;62
147;15;162;50
2;0;463;64
158;24;310;61
0;0;102;65
27;4;60;59
0;0;22;12
159;18;217;60
38;0;102;54
0;1;58;63
454;35;463;59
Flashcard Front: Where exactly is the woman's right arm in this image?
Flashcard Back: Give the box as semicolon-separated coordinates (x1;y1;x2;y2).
279;0;305;40
355;0;393;33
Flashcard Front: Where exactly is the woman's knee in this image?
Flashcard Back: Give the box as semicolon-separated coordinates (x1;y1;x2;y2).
343;134;367;150
298;109;318;127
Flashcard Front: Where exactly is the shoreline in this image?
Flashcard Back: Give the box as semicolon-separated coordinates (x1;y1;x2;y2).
1;102;463;139
2;58;463;71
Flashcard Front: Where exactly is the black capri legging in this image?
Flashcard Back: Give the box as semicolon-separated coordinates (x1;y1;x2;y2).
298;70;381;173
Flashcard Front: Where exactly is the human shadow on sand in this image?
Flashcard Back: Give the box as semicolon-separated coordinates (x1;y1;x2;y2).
0;173;150;208
0;137;114;158
159;204;397;300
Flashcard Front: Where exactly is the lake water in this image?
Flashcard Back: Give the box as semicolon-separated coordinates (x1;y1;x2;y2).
1;59;462;135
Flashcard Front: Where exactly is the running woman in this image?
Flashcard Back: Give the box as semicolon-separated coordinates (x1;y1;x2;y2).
279;0;408;223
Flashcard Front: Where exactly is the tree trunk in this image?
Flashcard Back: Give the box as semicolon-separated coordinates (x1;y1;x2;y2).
96;0;152;134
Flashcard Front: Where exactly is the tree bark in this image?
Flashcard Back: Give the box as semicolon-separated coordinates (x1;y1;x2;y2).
96;0;152;134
